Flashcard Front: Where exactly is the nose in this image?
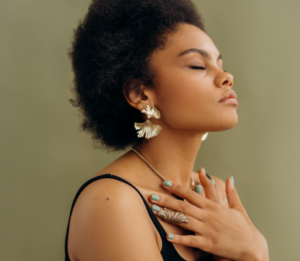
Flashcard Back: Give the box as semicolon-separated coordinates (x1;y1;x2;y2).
214;71;234;88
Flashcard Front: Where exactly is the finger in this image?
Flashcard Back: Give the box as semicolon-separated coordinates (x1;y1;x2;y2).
225;176;248;216
213;178;228;207
211;177;229;207
195;174;206;198
222;196;229;207
167;233;234;260
216;185;225;205
198;168;219;203
161;179;210;209
195;184;205;198
166;233;211;252
150;193;205;221
201;185;206;198
212;179;223;203
151;204;207;234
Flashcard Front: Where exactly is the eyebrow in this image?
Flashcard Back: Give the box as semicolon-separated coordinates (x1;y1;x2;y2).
177;48;223;61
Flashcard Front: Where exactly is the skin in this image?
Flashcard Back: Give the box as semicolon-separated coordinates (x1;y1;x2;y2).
151;169;269;261
67;23;269;261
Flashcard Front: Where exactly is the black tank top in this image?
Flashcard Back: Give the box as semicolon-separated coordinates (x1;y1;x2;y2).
65;174;213;261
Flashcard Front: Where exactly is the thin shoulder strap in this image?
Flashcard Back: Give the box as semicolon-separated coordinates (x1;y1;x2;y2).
64;173;167;260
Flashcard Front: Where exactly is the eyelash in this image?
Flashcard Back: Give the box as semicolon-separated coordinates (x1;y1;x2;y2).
190;66;206;70
190;66;227;72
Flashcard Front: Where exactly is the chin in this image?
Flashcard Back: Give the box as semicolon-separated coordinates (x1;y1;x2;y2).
223;114;238;130
212;112;238;131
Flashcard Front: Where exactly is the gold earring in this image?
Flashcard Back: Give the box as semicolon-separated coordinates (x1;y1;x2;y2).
134;105;162;139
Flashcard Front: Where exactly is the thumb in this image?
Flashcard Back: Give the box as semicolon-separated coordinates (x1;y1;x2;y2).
225;176;247;216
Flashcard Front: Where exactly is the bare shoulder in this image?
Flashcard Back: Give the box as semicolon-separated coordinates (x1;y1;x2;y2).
68;177;163;261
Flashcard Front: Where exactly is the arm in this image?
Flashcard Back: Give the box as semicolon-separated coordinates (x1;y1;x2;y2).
68;178;163;261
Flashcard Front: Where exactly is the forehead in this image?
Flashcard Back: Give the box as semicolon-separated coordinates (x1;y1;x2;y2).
152;23;219;61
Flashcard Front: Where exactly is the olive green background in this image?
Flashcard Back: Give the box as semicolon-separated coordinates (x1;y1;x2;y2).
1;0;299;260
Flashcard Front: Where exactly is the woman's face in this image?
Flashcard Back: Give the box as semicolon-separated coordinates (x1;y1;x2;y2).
148;23;238;133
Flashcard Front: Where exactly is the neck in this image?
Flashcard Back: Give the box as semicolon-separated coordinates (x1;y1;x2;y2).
132;128;205;189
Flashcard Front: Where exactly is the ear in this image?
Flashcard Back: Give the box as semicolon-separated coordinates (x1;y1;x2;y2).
122;79;155;111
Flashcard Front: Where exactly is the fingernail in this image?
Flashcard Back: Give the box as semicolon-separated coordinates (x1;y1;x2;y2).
211;179;216;186
223;197;227;203
168;233;174;240
195;185;202;194
202;167;206;174
152;204;160;212
230;176;234;186
163;180;172;187
151;194;160;201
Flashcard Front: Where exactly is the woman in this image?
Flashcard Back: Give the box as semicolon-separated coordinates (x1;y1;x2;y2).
65;0;269;260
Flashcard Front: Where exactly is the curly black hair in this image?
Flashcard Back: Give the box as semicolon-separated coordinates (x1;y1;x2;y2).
69;0;205;151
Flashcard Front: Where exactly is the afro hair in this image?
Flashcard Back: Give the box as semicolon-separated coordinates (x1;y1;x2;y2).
69;0;205;151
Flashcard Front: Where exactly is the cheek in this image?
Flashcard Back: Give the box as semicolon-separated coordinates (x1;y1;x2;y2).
155;73;214;129
154;71;238;131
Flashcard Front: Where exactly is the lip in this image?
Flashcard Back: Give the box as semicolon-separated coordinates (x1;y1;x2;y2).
219;90;238;105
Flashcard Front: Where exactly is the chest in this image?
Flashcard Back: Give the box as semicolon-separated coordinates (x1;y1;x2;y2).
140;188;207;261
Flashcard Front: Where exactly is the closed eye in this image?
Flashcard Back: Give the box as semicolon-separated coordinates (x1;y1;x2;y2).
190;66;206;70
190;66;227;72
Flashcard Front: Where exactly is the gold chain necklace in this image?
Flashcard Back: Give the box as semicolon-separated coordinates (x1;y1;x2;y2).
131;147;195;191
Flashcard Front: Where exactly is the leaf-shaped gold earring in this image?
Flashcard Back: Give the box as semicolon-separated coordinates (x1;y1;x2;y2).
134;105;162;139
